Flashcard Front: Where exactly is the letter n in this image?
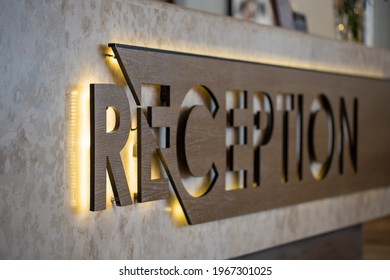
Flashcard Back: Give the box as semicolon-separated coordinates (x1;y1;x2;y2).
90;84;132;211
339;97;358;174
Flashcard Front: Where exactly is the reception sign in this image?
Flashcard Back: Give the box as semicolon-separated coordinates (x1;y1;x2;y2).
89;44;390;224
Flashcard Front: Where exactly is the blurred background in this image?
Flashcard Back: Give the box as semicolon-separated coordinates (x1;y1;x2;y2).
158;0;390;49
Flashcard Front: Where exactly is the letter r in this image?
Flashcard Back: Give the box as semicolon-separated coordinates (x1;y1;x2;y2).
90;84;132;211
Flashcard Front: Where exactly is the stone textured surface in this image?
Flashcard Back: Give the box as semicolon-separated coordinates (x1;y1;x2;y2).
1;0;390;259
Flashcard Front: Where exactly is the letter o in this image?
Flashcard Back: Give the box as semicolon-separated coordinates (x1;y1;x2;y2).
308;94;335;180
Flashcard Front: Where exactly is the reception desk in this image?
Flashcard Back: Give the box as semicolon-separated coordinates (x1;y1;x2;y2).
1;0;390;259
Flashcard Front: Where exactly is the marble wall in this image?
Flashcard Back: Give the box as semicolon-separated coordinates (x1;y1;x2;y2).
1;0;390;259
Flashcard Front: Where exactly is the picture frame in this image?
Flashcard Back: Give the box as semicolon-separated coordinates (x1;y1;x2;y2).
270;0;294;29
292;12;308;33
271;0;308;33
229;0;275;26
